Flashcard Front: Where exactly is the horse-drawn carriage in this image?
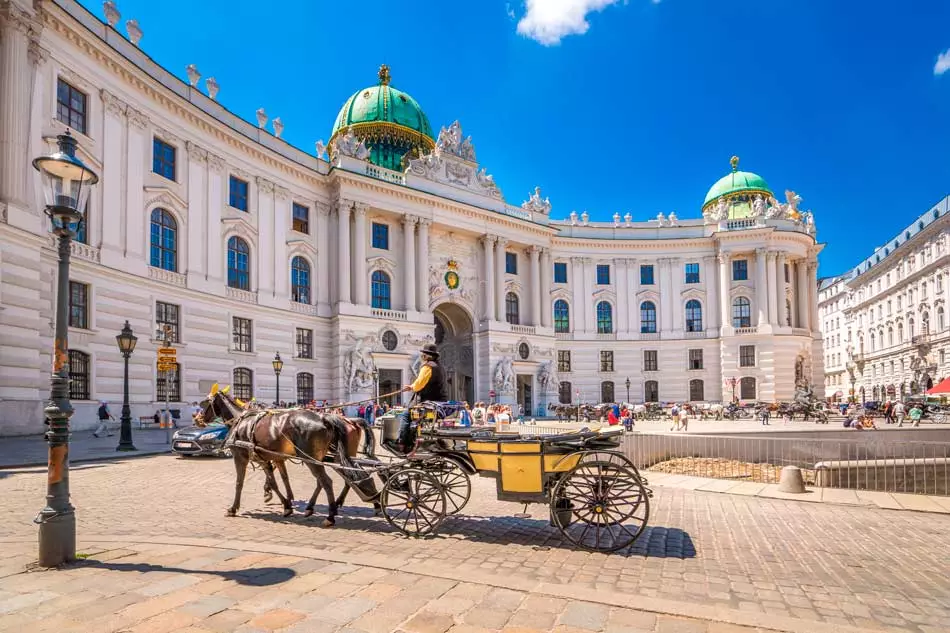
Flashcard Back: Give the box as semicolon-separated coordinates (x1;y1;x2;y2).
203;387;652;553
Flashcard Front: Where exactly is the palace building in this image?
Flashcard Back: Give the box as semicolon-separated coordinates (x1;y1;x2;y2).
0;0;823;434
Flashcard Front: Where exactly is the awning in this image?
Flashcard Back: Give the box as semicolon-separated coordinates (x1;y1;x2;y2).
925;377;950;395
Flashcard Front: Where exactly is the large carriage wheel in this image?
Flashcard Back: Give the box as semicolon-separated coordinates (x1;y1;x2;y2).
551;459;650;552
380;467;447;538
424;458;471;515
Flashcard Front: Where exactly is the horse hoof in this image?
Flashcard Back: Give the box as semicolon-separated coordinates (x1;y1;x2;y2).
263;492;273;503
304;508;314;517
283;508;293;518
322;518;335;528
226;509;237;517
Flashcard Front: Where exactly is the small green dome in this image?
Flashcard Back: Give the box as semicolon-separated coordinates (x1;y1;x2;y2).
330;65;435;171
702;156;773;208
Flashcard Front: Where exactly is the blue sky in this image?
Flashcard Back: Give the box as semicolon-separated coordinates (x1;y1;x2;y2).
80;0;950;276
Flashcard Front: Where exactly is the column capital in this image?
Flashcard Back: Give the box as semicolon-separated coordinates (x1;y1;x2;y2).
274;185;291;202
255;177;275;195
402;213;418;226
185;140;207;162
717;251;731;265
755;247;768;256
126;107;149;129
480;234;497;246
315;201;332;217
100;89;127;118
1;4;34;35
207;153;226;173
527;245;541;256
702;255;716;264
417;217;432;228
495;237;509;248
353;202;369;217
766;250;778;261
28;39;49;66
335;199;353;216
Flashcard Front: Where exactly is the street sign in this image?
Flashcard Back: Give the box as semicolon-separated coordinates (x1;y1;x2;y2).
489;390;496;398
157;347;177;361
157;362;176;372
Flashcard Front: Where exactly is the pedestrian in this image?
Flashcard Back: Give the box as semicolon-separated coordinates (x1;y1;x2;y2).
459;402;473;427
882;400;893;424
190;401;201;421
909;403;923;427
758;404;771;426
670;403;680;431
894;400;906;427
94;401;115;437
678;407;689;432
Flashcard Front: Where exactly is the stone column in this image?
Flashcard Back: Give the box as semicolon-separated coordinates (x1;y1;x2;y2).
796;260;809;330
185;142;208;282
628;258;639;333
337;201;352;304
206;154;225;282
481;235;496;321
616;259;629;333
572;257;587;332
659;258;673;332
808;259;820;333
704;256;719;331
100;90;126;256
718;252;731;331
670;258;683;332
540;248;552;328
273;186;290;299
353;204;368;305
403;214;416;312
256;178;275;296
755;247;769;326
776;253;787;326
0;6;32;207
495;238;508;322
529;246;541;326
583;258;595;330
416;219;431;312
316;202;330;307
125;108;148;261
766;252;779;326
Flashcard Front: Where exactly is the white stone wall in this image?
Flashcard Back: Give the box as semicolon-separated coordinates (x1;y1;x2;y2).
0;0;823;435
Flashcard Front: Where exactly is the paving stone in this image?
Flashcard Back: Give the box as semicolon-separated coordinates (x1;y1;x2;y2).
606;608;657;631
507;609;557;629
247;607;306;630
200;608;255;632
403;610;457;633
656;615;708;633
464;607;515;629
317;596;379;624
557;602;609;631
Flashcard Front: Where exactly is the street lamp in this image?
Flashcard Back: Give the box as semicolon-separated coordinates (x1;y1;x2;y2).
625;377;631;403
724;376;739;403
115;321;138;452
33;131;99;567
846;360;857;404
272;351;283;405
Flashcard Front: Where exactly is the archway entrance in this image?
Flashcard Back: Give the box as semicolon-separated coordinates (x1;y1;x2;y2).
433;303;475;404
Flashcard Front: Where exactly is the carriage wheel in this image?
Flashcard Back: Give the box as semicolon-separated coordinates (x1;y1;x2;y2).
574;450;645;480
425;458;471;515
551;460;650;552
380;468;447;538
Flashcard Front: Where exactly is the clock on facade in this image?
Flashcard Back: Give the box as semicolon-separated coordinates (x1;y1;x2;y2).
518;342;530;360
382;330;398;351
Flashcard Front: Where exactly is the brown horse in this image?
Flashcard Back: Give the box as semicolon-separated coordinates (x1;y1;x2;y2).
199;389;366;526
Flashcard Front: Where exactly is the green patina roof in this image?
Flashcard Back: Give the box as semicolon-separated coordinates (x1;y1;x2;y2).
330;66;434;142
703;156;772;208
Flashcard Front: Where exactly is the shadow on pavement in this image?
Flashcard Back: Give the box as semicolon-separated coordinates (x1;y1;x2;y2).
0;463;110;480
73;559;296;586
243;501;696;559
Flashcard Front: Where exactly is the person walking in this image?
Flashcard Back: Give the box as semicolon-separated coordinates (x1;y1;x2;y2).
678;406;689;432
94;401;115;438
670;403;681;431
882;400;893;424
459;402;473;427
894;400;906;427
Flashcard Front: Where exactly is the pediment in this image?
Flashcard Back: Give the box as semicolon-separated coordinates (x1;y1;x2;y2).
368;255;397;275
144;186;187;213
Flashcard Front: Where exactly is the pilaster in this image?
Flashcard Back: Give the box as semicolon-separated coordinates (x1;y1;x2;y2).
494;238;508;322
402;214;417;313
416;218;430;313
353;203;368;306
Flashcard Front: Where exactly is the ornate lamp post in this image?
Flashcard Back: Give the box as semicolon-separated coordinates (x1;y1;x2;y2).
846;360;857;404
115;321;138;451
625;377;631;403
33;131;99;567
272;352;283;405
724;376;739;403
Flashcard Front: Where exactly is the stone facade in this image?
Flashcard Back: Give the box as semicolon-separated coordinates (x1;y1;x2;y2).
0;0;821;435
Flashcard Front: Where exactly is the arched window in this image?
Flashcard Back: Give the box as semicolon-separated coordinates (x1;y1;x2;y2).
898;323;904;342
596;301;613;334
150;208;177;272
888;327;894;347
227;236;250;290
869;332;876;352
559;381;572;404
371;271;391;310
644;380;659;403
505;292;520;325
922;312;930;335
601;381;614;403
739;376;756;400
68;350;90;400
938;275;944;293
689;379;704;402
939;307;945;331
785;299;792;326
291;256;311;304
296;372;314;404
640;301;657;334
553;300;570;333
732;297;751;328
685;299;703;332
233;367;253;400
909;318;916;338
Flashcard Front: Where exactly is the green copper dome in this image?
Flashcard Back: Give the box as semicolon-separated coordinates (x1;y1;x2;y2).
330;65;435;171
702;156;773;208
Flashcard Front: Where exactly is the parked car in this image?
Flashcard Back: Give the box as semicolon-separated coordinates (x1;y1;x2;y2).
171;422;231;457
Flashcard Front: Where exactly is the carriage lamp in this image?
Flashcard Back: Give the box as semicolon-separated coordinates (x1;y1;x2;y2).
33;131;99;567
272;351;283;405
115;321;138;453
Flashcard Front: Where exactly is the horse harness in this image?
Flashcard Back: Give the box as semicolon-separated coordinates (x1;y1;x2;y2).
225;409;272;462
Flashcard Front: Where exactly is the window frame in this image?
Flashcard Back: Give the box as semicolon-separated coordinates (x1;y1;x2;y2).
227;236;251;290
553;299;570;333
291;256;311;304
553;261;568;284
228;175;249;211
689;378;704;402
156;362;181;402
505;292;520;325
557;350;571;373
732;259;749;281
596;301;613;334
688;349;703;370
643;350;658;372
150;208;178;272
640;301;657;334
599;350;614;373
684;262;700;284
68;350;91;400
233;367;253;400
505;252;518;275
644;380;659;403
558;381;572;404
371;222;389;250
740;376;756;400
601;381;615;403
292;203;310;234
152;137;177;181
155;301;180;343
296;327;313;359
232;316;253;353
732;296;752;328
596;264;610;285
685;299;703;332
640;264;654;285
739;344;756;368
371;270;392;310
68;280;88;329
56;78;87;134
296;372;314;404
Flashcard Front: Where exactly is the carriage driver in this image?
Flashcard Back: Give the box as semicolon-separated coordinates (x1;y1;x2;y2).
397;343;448;451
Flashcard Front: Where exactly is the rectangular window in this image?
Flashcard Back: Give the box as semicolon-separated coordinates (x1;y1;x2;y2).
784;263;790;283
297;373;314;404
232;317;252;352
68;281;88;329
640;264;654;285
292;203;310;234
296;328;313;359
155;301;180;343
156;363;181;402
56;78;87;134
372;222;389;250
152;137;176;180
599;350;614;372
688;349;703;370
739;345;756;367
553;262;568;284
505;252;517;274
732;259;748;281
229;176;248;211
685;262;700;284
557;350;571;373
596;264;610;285
643;350;658;372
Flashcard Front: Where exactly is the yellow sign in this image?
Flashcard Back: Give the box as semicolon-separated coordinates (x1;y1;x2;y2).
157;347;177;360
157;361;176;372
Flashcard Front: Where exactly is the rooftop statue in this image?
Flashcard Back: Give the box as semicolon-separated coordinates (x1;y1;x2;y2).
436;120;476;162
331;127;371;161
522;186;552;215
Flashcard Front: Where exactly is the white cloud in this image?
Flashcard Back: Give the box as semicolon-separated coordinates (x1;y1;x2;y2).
506;2;516;19
516;0;623;46
936;49;950;76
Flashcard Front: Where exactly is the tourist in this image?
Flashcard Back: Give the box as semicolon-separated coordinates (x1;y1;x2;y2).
909;403;923;427
894;400;906;426
607;407;620;426
459;402;472;427
883;400;893;424
472;402;485;426
669;403;681;431
678;407;689;432
94;401;115;438
496;406;511;425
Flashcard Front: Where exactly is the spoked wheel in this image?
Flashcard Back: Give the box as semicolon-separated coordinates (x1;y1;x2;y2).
380;467;447;538
551;460;650;552
424;458;471;514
